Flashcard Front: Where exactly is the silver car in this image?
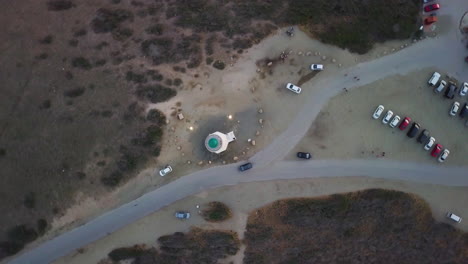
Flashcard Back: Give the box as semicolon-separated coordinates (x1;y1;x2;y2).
175;211;191;219
382;110;393;124
389;115;400;128
285;83;301;94
159;165;173;176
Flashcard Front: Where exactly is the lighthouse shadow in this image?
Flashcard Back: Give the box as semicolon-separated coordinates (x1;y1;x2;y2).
189;107;259;163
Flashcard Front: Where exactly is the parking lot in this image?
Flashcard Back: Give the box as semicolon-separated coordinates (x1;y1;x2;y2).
291;68;468;166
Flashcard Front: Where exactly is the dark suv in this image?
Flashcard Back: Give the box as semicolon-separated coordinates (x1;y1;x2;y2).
407;123;420;138
239;162;253;172
417;129;430;144
460;103;468;118
445;83;457;99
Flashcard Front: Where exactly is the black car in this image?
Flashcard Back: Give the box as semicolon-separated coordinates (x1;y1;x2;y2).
460;103;468;118
297;152;312;159
407;123;420;138
239;162;253;172
417;129;430;144
445;83;457;99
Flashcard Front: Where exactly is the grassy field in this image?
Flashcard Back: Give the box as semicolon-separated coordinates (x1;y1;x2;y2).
243;189;468;263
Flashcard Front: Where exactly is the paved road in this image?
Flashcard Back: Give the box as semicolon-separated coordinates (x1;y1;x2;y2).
9;1;468;263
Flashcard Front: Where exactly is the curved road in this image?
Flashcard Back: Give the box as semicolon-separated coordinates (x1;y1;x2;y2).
10;0;468;263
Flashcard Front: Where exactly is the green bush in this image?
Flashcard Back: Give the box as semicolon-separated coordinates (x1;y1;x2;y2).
136;85;177;104
202;202;232;222
7;225;38;244
213;60;225;70
71;57;92;70
146;109;166;126
91;8;133;33
108;246;147;261
63;87;85;98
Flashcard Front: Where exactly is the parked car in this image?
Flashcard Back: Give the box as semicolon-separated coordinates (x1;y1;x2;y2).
438;149;450;162
407;123;420;138
424;16;438;25
459;103;468;118
428;72;441;86
424;3;440;12
431;143;443;157
297;152;311;159
285;83;301;94
434;80;446;93
372;105;385;119
382;110;393;124
310;64;324;71
424;137;435;150
399;117;411;130
175;211;191;219
459;82;468;96
159;165;173;177
445;83;457;99
417;129;430;144
449;102;460;116
423;0;435;3
389;115;401;128
446;212;462;223
239;162;253;172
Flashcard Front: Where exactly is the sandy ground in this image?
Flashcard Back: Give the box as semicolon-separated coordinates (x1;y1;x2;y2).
54;177;468;264
290;68;468;166
45;28;418;239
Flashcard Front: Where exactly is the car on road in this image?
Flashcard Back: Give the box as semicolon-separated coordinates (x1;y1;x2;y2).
297;152;312;159
445;83;457;99
438;149;450;162
460;103;468;118
286;83;301;94
449;102;460;116
431;143;443;157
399;117;411;130
407;122;420;138
424;137;435;150
159;165;173;177
434;80;446;93
372;105;385;119
310;64;324;71
423;0;435;3
389;115;401;128
417;129;430;144
459;82;468;96
428;72;441;86
382;110;393;124
239;162;253;172
424;3;440;12
175;211;190;219
446;212;462;223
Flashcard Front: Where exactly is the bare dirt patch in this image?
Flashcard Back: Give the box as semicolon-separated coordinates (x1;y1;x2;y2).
243;189;468;263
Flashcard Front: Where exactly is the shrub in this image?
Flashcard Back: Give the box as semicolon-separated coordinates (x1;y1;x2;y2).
112;27;133;41
91;8;133;34
173;78;182;86
63;87;85;98
108;246;147;261
136;85;176;104
206;57;213;65
39;35;54;44
0;241;24;257
202;202;232;222
73;29;87;37
47;0;74;11
37;219;48;235
71;57;92;70
7;225;38;244
101;171;123;187
68;39;79;47
23;192;36;209
126;71;147;83
146;109;166;126
213;60;225;70
145;24;164;35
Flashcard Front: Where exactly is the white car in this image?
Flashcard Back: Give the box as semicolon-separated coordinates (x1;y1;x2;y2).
175;211;191;219
382;110;393;124
438;149;450;162
446;212;462;223
428;72;441;86
434;80;446;93
310;64;324;71
449;102;460;116
424;137;435;150
389;115;400;128
286;83;301;94
372;105;384;119
159;165;173;176
459;82;468;96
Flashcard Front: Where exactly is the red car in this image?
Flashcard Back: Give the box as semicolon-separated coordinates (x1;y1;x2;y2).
399;117;411;130
431;144;443;157
424;4;440;12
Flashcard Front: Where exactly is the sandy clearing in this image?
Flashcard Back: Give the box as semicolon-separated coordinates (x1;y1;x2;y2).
46;27;416;238
290;68;468;166
54;177;468;264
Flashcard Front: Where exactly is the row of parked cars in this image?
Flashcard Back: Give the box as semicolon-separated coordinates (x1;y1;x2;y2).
285;64;324;94
373;105;449;162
